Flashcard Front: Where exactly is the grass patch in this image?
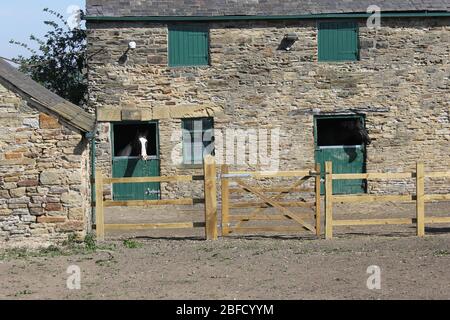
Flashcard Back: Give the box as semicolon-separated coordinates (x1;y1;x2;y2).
0;233;116;261
434;250;450;257
14;289;33;297
123;239;143;249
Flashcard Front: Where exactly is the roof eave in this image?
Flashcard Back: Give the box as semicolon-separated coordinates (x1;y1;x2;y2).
84;11;450;22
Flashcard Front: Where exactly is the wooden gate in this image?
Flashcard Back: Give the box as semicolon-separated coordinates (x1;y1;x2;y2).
221;165;321;237
95;155;218;241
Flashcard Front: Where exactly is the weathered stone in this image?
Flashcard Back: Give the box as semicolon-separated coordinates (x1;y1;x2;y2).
0;190;10;199
48;186;69;194
40;171;62;185
3;182;17;190
0;209;12;216
0;158;35;166
39;113;60;129
9;187;26;198
44;203;63;212
121;109;142;121
69;207;85;220
97;107;121;121
37;216;66;223
61;191;83;205
12;209;30;216
29;207;45;216
17;180;38;187
8;196;30;204
68;172;82;184
56;220;84;231
4;152;23;160
4;176;20;182
8;204;28;209
21;215;36;223
23;118;39;128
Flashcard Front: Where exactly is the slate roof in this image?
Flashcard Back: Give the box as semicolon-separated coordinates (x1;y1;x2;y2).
86;0;450;17
0;59;95;133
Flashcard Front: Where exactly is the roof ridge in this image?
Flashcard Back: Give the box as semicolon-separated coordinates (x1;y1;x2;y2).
86;0;450;18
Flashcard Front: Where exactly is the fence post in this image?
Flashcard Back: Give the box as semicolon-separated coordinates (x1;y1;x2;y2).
315;163;322;237
95;169;105;241
325;161;333;240
204;155;218;240
221;164;230;236
416;162;425;237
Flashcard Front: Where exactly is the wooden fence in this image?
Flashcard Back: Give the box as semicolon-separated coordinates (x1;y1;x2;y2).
324;161;450;239
221;164;321;236
95;155;218;241
95;157;450;241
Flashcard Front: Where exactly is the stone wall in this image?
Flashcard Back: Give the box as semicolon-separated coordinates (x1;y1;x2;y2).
0;84;91;248
87;18;450;197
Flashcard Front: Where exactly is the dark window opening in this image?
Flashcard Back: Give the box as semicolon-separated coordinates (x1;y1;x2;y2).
113;123;158;158
316;117;370;147
182;118;214;165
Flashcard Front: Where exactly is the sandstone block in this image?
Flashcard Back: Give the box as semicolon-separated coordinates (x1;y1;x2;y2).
61;191;82;205
3;182;17;189
37;216;66;223
0;190;10;198
40;171;62;185
8;196;30;204
9;187;26;198
44;203;63;212
17;180;38;187
57;220;84;231
21;215;36;223
0;209;12;216
69;207;85;220
39;113;60;129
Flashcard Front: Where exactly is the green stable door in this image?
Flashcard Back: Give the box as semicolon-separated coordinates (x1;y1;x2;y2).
112;122;161;201
315;116;367;195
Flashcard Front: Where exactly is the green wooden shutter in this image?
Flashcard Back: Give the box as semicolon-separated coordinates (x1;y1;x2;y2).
318;21;359;62
169;25;209;67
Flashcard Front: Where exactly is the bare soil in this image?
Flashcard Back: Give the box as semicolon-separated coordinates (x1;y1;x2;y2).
1;202;449;300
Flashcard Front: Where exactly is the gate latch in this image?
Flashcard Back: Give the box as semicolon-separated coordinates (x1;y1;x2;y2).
145;189;161;195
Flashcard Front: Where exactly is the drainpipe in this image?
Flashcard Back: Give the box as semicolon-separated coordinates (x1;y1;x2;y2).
85;127;97;228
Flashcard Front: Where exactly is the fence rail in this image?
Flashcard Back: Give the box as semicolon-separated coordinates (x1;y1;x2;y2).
94;157;450;241
95;155;217;241
325;161;450;239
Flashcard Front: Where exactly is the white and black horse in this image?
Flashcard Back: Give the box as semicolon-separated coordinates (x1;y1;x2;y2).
117;129;150;161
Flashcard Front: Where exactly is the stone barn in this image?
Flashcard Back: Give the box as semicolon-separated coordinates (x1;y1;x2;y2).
0;59;95;248
86;0;449;200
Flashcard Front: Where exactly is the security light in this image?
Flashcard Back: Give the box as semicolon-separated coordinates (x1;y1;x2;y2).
284;33;299;42
128;41;137;50
279;33;299;51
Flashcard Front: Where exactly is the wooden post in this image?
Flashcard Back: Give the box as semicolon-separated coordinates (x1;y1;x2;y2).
325;161;333;240
204;155;218;240
95;170;105;241
315;163;321;237
416;162;425;237
221;164;230;236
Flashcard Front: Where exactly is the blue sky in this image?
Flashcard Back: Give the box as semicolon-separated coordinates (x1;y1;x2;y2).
0;0;85;61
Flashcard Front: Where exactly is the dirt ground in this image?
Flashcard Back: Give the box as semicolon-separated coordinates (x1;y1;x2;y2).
0;201;449;300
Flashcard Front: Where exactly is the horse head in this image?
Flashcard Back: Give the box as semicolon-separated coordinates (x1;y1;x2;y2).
136;129;150;161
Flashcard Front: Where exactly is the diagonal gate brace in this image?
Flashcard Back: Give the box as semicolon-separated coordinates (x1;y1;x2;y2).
234;179;316;233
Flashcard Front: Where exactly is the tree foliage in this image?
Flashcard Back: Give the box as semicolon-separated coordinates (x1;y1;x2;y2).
10;8;87;106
